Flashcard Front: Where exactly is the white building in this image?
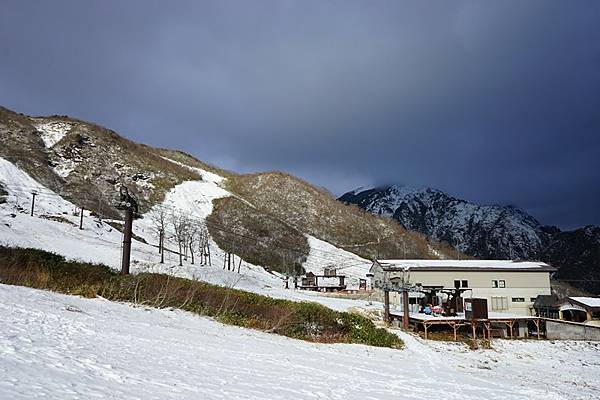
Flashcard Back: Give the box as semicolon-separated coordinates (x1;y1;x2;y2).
370;259;556;316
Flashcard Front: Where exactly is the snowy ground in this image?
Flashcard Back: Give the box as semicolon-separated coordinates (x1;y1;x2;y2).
2;156;600;399
1;284;599;400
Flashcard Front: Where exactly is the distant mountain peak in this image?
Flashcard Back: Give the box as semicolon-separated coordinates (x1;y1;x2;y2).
340;184;545;260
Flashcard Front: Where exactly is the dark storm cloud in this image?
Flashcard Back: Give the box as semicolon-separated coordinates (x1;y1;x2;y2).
1;1;599;228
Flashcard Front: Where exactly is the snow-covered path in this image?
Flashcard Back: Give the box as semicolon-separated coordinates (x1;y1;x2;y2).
1;284;599;400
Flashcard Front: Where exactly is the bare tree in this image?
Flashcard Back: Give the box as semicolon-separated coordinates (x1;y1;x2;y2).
198;222;211;266
149;206;168;263
187;221;200;265
170;211;191;267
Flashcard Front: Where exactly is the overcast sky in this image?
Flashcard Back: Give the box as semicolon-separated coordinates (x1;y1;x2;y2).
1;1;599;229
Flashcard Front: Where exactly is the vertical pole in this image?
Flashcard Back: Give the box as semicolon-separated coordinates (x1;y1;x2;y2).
97;198;103;221
121;208;133;275
79;207;84;230
384;290;390;324
30;192;37;216
403;289;410;329
160;230;165;264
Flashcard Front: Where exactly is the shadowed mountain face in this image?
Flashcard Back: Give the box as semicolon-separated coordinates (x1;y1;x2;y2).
542;226;600;294
340;185;600;294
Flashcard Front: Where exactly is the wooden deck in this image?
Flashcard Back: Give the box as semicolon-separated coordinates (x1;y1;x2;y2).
389;311;544;341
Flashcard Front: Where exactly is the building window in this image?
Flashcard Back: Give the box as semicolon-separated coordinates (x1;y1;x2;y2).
499;280;505;288
491;296;508;310
492;280;498;288
530;297;537;303
512;297;525;303
454;280;468;288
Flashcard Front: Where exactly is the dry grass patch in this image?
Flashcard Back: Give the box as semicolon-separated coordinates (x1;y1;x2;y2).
0;246;403;349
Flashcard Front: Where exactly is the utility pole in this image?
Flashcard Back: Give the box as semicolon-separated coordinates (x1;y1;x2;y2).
30;191;37;216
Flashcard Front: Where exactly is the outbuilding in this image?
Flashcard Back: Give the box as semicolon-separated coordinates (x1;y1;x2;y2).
557;297;600;325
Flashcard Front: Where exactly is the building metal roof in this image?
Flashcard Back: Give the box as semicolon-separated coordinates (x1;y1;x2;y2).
374;259;556;272
567;297;600;311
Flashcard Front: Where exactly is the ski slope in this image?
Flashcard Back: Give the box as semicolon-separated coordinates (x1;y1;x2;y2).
1;284;599;400
0;156;373;311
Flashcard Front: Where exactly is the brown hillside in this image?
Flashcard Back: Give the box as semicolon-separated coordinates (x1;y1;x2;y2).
219;171;461;261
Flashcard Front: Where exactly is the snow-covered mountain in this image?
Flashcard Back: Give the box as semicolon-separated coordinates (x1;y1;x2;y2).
340;185;600;294
340;185;546;259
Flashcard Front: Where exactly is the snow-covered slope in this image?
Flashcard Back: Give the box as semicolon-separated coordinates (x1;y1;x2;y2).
2;284;599;400
0;155;372;310
31;119;73;148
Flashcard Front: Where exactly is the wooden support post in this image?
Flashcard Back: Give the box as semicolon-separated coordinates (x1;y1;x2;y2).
534;319;541;339
453;323;458;341
383;290;390;324
424;323;429;340
485;322;491;340
79;207;84;230
472;323;476;340
402;289;410;330
506;321;514;339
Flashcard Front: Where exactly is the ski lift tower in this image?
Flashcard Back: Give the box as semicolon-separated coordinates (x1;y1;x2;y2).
116;186;139;275
373;264;413;329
